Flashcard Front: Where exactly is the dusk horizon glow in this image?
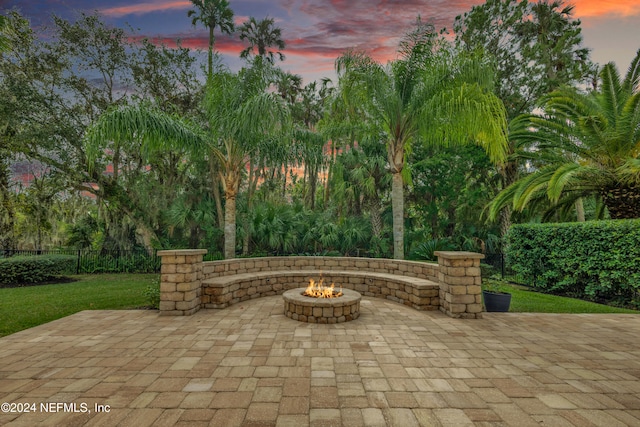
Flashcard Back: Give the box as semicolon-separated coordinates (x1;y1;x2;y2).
3;0;639;85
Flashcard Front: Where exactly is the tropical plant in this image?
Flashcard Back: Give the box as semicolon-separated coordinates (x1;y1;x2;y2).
489;50;640;220
330;19;508;259
454;0;594;235
409;238;455;261
187;0;235;78
204;60;291;258
238;17;286;64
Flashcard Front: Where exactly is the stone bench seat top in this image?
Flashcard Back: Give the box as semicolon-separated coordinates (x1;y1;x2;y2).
202;269;438;289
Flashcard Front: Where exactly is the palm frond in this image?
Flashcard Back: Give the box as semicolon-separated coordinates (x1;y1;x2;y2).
547;162;582;202
600;62;624;125
623;49;640;93
85;104;205;165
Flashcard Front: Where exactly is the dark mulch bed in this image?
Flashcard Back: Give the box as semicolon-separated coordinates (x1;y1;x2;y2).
0;277;78;289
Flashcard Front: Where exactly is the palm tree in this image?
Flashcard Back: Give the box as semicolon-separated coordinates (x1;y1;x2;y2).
204;62;291;258
489;50;640;220
187;0;235;78
89;63;291;260
238;17;286;64
332;23;508;259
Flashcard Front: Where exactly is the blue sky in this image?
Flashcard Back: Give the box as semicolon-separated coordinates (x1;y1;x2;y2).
4;0;640;85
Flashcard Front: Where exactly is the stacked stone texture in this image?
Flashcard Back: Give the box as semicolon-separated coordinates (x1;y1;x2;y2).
158;253;485;319
435;251;484;319
157;249;207;316
283;288;361;324
202;257;439;282
201;271;439;311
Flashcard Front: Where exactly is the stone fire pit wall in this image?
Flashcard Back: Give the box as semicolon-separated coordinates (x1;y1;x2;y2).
157;252;484;318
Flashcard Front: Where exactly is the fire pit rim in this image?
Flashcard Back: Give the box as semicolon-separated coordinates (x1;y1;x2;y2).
282;287;361;307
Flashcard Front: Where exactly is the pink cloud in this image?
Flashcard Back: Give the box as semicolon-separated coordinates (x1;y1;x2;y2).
101;1;191;17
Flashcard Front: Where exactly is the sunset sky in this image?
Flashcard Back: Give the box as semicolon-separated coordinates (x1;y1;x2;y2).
4;0;640;85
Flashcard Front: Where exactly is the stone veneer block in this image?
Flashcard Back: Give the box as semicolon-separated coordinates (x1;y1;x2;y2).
434;251;484;319
157;249;207;316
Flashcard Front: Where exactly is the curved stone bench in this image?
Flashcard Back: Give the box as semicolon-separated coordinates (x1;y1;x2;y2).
201;269;440;310
157;252;485;319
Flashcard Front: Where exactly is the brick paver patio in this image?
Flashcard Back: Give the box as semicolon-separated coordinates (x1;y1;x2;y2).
1;296;640;426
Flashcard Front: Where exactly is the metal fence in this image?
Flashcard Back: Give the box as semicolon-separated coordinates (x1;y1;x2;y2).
0;249;532;282
483;253;529;285
0;249;161;274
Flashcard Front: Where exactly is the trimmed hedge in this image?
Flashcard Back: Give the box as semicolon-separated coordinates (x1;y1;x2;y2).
0;255;76;285
505;220;640;303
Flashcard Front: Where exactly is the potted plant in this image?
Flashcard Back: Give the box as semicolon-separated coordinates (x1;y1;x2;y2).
482;278;512;312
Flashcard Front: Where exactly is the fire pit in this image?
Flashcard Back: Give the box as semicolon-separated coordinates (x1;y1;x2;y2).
283;279;361;323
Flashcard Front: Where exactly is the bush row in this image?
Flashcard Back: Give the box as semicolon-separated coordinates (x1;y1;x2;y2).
0;255;77;285
506;220;640;304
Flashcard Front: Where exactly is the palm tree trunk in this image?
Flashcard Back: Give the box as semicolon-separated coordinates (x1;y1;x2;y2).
601;185;640;219
224;195;236;259
368;196;383;238
209;157;224;228
208;27;215;79
391;171;404;259
575;198;585;222
282;162;287;197
499;206;512;239
499;158;517;238
242;158;256;256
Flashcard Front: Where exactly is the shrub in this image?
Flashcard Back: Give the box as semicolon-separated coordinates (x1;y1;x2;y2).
0;255;76;285
506;220;640;303
143;278;160;309
408;238;455;261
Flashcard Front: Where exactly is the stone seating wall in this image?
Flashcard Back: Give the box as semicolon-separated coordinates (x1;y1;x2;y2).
157;251;484;319
201;256;439;281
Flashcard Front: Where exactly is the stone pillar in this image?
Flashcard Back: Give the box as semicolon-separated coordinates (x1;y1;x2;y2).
435;251;483;319
157;249;207;316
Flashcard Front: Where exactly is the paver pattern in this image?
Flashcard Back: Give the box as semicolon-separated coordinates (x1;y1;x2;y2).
1;296;640;426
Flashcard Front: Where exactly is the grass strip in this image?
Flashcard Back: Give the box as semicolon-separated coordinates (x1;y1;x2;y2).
0;273;158;337
483;281;638;314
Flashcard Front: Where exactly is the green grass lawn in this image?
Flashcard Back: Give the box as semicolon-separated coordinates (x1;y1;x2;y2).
0;273;158;337
483;280;638;314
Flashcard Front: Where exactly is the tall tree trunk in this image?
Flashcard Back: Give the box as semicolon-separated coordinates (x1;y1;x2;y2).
242;158;256;256
368;196;383;238
224;195;236;259
499;206;512;241
209;157;224;228
0;160;15;250
391;171;404;259
499;158;517;238
282;162;287;198
309;164;317;210
324;142;337;209
575;197;585;222
207;27;215;79
135;222;158;255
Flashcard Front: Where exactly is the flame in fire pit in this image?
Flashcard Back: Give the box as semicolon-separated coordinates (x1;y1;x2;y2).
304;278;343;298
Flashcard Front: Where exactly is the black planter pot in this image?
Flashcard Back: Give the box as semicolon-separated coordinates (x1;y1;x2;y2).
482;290;511;312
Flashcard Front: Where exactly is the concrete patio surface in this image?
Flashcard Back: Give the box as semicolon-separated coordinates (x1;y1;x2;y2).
1;296;640;426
